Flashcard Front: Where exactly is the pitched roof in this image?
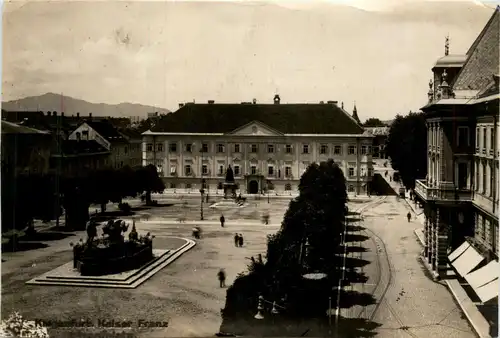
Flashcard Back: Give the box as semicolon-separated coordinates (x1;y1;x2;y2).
150;103;364;134
1;120;50;135
85;120;127;142
453;7;499;92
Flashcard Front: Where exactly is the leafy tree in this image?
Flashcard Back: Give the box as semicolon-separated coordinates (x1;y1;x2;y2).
363;118;386;127
385;112;427;189
134;164;165;204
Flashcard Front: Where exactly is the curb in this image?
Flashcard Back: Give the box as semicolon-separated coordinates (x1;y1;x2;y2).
414;229;425;247
445;279;489;338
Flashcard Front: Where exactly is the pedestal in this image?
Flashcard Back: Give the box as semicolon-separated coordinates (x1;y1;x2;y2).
223;182;237;199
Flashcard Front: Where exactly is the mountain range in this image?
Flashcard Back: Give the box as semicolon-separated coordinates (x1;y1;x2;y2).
1;93;171;118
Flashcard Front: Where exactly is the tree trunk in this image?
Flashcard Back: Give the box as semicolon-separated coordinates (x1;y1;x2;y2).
145;191;152;205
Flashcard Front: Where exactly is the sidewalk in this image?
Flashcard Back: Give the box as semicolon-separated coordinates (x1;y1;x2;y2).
377;166;495;338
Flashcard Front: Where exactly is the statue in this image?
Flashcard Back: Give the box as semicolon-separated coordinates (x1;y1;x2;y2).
225;165;235;183
223;165;237;199
86;220;97;246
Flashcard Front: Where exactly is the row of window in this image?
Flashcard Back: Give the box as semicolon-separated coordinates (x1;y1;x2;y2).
474;159;498;198
428;126;496;150
166;182;361;193
476;126;496;154
146;143;371;155
162;164;371;178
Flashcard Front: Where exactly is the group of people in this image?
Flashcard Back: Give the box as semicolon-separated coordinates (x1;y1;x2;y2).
233;233;244;247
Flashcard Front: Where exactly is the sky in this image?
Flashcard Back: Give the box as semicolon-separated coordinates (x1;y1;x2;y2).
2;0;498;120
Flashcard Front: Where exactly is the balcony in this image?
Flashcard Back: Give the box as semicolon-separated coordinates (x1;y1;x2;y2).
415;179;472;202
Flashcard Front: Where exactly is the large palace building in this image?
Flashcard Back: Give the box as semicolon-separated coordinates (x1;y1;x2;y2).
142;95;374;195
414;7;499;304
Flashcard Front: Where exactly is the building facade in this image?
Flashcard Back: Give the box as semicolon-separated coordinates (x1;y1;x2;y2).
364;126;389;159
414;7;499;304
142;96;374;195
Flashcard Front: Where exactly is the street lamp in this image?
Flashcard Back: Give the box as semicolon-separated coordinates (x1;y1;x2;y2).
199;188;205;220
266;180;271;203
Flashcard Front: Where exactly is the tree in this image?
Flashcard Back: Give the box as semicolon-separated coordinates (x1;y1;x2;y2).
385;112;427;189
134;164;165;205
363;118;386;127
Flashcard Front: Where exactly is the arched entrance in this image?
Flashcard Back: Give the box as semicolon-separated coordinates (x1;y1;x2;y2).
248;180;259;194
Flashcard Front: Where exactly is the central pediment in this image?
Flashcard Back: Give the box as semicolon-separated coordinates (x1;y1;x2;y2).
226;120;284;136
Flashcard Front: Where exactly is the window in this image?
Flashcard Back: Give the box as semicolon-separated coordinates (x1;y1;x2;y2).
146;143;153;151
320;144;328;154
367;146;372;155
302;144;309;154
170;165;177;176
268;166;274;176
268;144;274;153
475;160;480;191
476;128;480;148
348;146;355;155
361;145;367;155
218;165;224;175
457;162;468;189
285;144;292;153
186;183;192;189
489;163;494;197
285;183;292;191
334;145;342;155
483;128;487;149
217;182;223;190
251;166;257;174
168;143;176;152
234;165;240;176
202;165;208;175
234;144;240;153
201;143;209;153
217;144;225;153
348;167;355;177
457;127;469;147
348;185;354;192
185;143;192;153
482;162;487;194
491;128;495;151
184;165;192;176
482;217;486;240
285;166;292;177
124;146;128;154
251;144;258;153
169;183;176;189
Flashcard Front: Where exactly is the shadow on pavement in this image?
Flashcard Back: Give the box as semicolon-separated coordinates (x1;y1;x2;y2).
343;245;369;254
346;225;365;232
345;234;370;243
346;217;363;223
1;241;49;253
19;231;75;242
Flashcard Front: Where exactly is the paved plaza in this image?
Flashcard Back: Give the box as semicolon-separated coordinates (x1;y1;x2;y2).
1;195;475;337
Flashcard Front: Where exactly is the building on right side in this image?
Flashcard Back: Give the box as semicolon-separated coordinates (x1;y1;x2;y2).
414;6;499;299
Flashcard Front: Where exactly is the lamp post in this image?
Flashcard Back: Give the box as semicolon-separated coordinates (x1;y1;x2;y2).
199;188;205;220
266;180;271;203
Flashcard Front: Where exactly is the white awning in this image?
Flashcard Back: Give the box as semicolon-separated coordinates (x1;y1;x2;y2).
449;242;485;277
448;241;471;262
475;278;499;303
464;260;499;303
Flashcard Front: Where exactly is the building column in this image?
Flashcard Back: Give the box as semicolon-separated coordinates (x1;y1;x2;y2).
424;213;430;257
435;207;449;276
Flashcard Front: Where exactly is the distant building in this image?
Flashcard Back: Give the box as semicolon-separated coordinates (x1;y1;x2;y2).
142;96;374;195
414;7;499;307
364;126;389;159
1;120;52;176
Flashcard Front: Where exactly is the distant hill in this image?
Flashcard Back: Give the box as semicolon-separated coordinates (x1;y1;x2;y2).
1;93;171;118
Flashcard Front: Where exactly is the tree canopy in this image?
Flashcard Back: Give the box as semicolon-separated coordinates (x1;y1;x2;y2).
363;118;386;127
385;112;427;189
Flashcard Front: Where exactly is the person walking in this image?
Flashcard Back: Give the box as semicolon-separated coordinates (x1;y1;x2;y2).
238;234;244;247
220;214;225;228
234;233;239;247
217;269;226;288
407;212;411;222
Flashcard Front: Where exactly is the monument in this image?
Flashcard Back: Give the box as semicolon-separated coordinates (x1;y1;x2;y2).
223;165;237;199
71;219;154;276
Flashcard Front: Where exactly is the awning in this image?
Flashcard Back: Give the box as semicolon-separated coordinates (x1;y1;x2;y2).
475;278;499;303
464;260;499;303
449;241;485;277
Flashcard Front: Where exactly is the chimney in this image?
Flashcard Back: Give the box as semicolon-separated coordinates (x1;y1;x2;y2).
332;101;338;106
77;112;80;118
179;103;184;108
61;112;65;117
47;111;51;116
320;101;324;104
89;113;92;118
273;94;281;104
253;98;257;104
208;100;215;104
52;111;57;116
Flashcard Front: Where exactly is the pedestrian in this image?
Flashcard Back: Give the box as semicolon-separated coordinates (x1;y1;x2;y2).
217;269;226;288
234;233;239;247
238;234;244;247
220;214;225;228
407;212;411;222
